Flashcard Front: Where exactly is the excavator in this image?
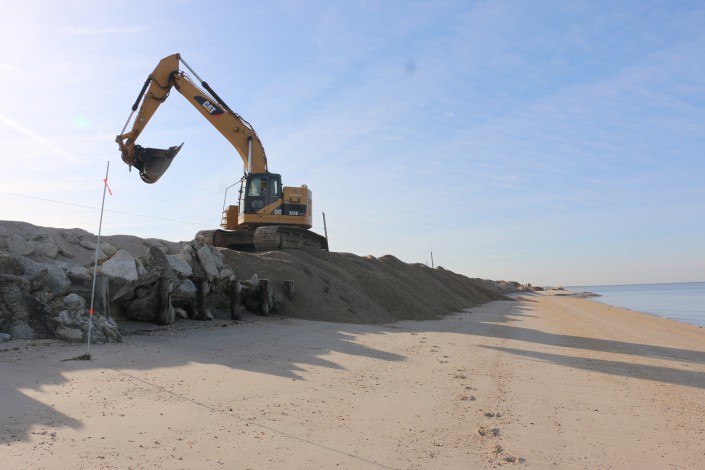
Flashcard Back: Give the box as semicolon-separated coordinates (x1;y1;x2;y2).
116;53;328;252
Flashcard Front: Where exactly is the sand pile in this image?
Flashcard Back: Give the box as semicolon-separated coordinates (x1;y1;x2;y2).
219;249;511;324
0;220;517;340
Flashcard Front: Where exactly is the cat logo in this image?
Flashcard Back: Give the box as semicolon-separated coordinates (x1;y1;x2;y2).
194;96;224;117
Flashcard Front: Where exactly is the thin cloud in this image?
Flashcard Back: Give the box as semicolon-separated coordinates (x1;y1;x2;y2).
0;62;21;73
61;26;148;35
0;113;80;163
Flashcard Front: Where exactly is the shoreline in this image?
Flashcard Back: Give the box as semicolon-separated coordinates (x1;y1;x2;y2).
585;297;705;329
2;291;704;468
561;282;705;328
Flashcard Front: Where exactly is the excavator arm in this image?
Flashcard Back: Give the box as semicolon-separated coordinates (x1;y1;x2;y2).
116;53;268;183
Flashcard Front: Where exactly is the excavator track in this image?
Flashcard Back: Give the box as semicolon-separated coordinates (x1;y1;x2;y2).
254;226;329;251
196;229;256;252
196;227;328;252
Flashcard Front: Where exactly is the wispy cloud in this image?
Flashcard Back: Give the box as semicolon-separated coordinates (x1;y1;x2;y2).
0;113;80;163
0;62;21;73
61;26;148;35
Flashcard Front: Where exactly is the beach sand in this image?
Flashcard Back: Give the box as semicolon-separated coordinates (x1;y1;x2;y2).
2;291;704;469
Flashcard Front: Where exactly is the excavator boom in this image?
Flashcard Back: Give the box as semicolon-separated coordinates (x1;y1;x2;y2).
116;53;268;183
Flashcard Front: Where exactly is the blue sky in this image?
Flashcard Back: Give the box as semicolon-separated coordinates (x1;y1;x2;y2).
1;0;703;286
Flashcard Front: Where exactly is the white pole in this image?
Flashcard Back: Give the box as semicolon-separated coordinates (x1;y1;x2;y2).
87;161;110;353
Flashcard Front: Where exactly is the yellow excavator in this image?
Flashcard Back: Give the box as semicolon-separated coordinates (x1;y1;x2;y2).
116;53;328;251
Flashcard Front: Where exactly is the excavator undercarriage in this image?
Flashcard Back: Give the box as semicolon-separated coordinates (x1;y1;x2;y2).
196;226;328;252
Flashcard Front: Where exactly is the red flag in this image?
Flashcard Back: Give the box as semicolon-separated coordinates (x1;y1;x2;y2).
103;177;113;196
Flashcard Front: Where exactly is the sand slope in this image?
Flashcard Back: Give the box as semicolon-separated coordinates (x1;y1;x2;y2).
2;291;704;469
0;220;513;327
219;248;511;323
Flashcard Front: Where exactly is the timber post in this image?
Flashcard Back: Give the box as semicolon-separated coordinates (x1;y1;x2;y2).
284;280;295;300
94;273;110;319
196;279;211;320
231;280;242;320
155;276;174;325
259;279;269;316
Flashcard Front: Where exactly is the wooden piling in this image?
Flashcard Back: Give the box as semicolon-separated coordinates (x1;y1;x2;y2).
231;280;242;320
284;280;295;300
196;279;211;320
259;279;269;316
93;273;110;319
155;276;174;325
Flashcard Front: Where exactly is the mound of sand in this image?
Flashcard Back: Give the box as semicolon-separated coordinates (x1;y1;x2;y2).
219;249;511;324
0;220;516;327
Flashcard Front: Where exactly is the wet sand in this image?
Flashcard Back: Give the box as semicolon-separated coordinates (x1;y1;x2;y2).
2;291;704;468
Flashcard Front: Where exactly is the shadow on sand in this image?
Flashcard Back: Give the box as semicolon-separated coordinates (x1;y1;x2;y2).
2;296;704;444
0;316;406;443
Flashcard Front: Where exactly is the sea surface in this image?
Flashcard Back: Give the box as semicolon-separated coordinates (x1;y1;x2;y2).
569;282;705;327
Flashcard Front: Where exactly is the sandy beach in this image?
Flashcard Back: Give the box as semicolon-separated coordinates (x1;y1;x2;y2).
2;291;704;469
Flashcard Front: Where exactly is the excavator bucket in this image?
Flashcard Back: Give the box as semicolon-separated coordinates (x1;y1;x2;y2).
133;143;184;184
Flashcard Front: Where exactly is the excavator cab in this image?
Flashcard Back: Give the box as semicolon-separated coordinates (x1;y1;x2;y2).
132;143;183;184
240;173;282;214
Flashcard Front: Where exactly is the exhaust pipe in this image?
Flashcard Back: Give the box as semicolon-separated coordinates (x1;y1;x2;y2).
247;136;252;174
133;143;184;184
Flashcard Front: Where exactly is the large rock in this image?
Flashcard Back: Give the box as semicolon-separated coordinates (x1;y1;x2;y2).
0;252;23;276
174;279;197;299
6;234;34;256
100;249;142;302
30;266;71;299
13;257;72;302
101;243;118;258
0;274;33;339
66;266;91;284
100;249;138;282
47;293;121;343
179;244;195;269
146;245;178;287
195;244;220;280
48;293;86;342
54;324;83;342
79;239;98;251
36;243;59;259
167;254;193;278
219;266;235;282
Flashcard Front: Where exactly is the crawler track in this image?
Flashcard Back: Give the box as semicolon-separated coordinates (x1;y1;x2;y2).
254;226;329;251
196;226;328;252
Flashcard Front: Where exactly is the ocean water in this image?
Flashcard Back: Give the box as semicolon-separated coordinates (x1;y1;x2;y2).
569;282;705;327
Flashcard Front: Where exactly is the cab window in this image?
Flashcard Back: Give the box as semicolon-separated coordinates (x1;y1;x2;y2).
270;178;280;196
248;178;262;196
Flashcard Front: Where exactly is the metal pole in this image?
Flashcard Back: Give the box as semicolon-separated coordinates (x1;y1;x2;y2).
322;212;329;251
88;161;110;353
221;181;240;220
431;251;434;269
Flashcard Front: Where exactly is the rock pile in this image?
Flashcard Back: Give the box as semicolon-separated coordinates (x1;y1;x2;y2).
1;220;527;344
0;221;281;344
